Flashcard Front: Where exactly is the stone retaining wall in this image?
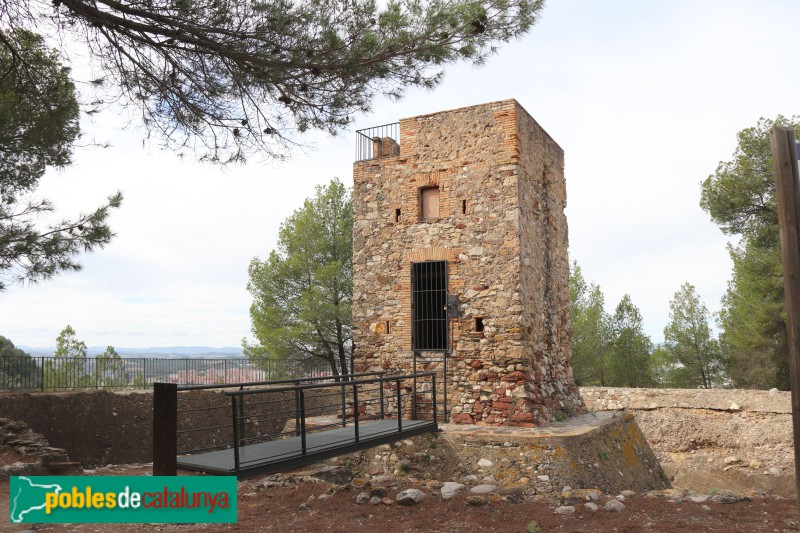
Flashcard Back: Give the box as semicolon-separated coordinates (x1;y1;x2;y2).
0;388;337;468
581;387;795;496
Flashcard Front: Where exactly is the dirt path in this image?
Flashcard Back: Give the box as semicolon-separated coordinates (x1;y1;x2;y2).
1;465;799;533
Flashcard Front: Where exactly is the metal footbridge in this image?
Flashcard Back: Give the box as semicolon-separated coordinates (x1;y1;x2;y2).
153;371;441;478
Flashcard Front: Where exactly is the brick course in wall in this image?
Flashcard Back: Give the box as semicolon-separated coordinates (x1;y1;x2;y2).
352;99;584;426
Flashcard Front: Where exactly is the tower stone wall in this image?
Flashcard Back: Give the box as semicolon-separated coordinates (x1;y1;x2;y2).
352;99;583;426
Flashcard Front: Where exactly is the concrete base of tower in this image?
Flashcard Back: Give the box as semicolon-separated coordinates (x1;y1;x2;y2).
340;411;670;498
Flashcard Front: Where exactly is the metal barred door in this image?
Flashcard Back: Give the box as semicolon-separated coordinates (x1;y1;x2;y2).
411;260;450;421
411;261;448;351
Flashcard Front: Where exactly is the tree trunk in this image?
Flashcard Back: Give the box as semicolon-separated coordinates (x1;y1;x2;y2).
327;356;339;381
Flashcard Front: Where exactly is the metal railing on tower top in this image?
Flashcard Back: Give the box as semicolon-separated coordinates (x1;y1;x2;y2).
355;122;400;161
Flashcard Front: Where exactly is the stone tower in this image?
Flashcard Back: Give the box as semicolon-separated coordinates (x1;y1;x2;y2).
352;99;583;426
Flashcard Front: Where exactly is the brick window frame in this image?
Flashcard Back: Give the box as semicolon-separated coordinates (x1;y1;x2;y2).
419;186;440;221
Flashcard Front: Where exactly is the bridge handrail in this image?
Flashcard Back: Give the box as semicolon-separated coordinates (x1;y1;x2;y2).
223;371;436;396
177;371;385;391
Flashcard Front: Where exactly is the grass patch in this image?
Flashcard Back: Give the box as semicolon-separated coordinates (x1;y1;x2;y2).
525;520;541;533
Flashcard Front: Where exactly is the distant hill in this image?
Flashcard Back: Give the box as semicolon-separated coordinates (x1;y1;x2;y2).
17;346;244;358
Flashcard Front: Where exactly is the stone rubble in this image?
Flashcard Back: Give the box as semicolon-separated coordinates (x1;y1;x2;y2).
0;417;79;477
285;464;772;518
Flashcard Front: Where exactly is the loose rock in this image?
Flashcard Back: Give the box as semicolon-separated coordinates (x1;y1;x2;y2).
584;502;599;512
441;482;465;501
711;490;748;504
555;505;575;515
466;496;488;507
370;487;388;498
604;499;625;512
396;488;425;506
469;484;497;495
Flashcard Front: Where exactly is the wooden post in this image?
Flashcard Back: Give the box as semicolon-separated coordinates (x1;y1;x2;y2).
153;382;178;476
770;125;800;518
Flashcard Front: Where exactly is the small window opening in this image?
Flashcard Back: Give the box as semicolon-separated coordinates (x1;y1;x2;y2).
420;186;440;220
475;317;484;333
384;320;392;334
395;208;401;223
462;199;467;214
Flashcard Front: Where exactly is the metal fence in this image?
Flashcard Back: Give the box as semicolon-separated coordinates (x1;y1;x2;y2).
0;355;341;392
355;122;400;161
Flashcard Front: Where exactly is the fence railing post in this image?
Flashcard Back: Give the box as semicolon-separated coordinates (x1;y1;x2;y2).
353;381;360;443
412;373;418;420
432;373;438;424
231;395;240;472
238;392;246;447
396;378;402;432
379;380;385;420
299;389;307;455
153;382;178;475
294;382;301;437
340;381;347;427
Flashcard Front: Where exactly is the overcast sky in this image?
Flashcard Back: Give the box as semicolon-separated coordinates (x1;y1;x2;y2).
3;0;798;349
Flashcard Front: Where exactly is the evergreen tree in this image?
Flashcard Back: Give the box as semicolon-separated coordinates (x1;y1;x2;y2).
45;325;90;389
700;116;800;389
0;29;121;291
0;335;38;389
569;262;611;385
2;0;545;162
245;179;353;376
662;283;724;388
607;295;654;387
96;345;129;387
650;345;680;388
